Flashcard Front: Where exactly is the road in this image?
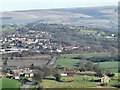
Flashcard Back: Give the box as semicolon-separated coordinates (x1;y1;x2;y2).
47;54;59;66
21;82;32;90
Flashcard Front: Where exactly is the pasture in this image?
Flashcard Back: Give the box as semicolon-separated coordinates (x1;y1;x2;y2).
41;75;118;88
41;76;99;88
1;78;21;89
99;61;118;73
56;59;79;67
80;30;97;34
56;52;117;67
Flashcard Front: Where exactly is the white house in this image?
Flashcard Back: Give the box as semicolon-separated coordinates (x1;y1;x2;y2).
61;73;67;77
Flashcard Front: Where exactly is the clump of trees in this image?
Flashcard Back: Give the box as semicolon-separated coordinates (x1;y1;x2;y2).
33;70;44;82
72;54;119;62
28;64;61;89
2;58;8;75
53;70;61;81
86;55;119;62
30;64;61;83
75;61;107;77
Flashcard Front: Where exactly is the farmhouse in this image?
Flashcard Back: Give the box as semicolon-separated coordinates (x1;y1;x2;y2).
61;73;67;77
67;72;76;76
101;75;111;84
12;68;34;79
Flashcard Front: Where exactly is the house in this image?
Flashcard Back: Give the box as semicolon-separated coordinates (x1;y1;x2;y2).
67;72;76;76
101;75;111;84
61;73;67;77
111;34;115;37
13;68;34;79
6;73;13;78
14;76;20;80
22;68;34;78
56;49;62;53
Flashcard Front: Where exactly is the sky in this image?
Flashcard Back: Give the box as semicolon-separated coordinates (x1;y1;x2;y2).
0;0;119;11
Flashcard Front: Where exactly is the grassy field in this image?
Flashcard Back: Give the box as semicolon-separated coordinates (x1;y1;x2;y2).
56;52;118;72
56;52;117;67
99;61;118;73
45;52;119;88
1;78;21;89
41;75;118;88
56;59;79;67
41;76;99;88
80;30;97;34
0;79;2;90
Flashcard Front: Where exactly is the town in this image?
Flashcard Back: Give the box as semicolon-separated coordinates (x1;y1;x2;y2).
0;23;119;89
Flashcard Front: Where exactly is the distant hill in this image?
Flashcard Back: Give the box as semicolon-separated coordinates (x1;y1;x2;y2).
1;6;118;32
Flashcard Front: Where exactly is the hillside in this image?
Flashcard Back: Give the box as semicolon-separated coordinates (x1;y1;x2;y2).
1;6;118;32
2;23;118;53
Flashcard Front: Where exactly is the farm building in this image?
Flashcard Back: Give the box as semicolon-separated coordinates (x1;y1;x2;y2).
67;72;76;76
12;68;34;79
101;75;111;84
61;73;67;77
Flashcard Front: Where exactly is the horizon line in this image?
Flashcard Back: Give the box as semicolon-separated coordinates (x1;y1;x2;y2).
2;5;117;12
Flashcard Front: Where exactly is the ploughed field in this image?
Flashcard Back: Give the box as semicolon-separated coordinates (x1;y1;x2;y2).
7;60;49;67
7;54;51;68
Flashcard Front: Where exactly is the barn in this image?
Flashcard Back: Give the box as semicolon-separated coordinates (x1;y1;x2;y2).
67;72;76;76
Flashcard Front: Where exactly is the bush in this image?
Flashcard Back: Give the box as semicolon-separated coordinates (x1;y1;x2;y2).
53;70;61;82
107;73;115;77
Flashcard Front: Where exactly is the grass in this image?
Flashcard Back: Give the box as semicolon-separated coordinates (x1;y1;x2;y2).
41;75;119;88
99;61;118;73
0;79;2;90
80;30;97;33
41;74;119;88
41;76;99;88
56;52;117;67
108;79;119;87
1;78;21;89
53;52;119;88
56;59;79;67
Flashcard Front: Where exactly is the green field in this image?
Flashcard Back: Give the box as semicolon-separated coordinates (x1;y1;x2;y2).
41;76;99;88
56;59;79;67
0;79;2;90
80;30;97;34
56;52;118;72
1;78;21;89
99;61;118;73
41;75;118;88
56;52;117;66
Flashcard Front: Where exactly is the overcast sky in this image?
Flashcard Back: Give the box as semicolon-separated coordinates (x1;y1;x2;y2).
0;0;119;11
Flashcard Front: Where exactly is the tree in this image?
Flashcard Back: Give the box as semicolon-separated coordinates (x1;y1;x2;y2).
29;63;35;69
93;64;105;77
53;70;61;81
41;66;53;77
2;58;8;75
85;61;94;71
55;64;62;70
107;73;115;77
33;70;44;82
75;61;106;77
